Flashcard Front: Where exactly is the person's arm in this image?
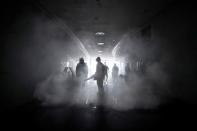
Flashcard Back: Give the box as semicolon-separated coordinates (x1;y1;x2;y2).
84;74;95;81
76;64;79;76
85;64;88;77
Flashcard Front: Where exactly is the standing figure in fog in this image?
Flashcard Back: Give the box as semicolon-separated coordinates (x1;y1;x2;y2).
64;66;75;80
94;57;106;94
85;57;106;94
125;62;131;81
76;57;88;87
112;63;119;84
104;62;109;82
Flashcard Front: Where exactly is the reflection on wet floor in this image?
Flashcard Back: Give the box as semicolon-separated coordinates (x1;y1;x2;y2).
21;71;197;130
2;99;197;130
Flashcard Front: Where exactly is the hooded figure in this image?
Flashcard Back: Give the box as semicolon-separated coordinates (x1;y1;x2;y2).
76;57;88;87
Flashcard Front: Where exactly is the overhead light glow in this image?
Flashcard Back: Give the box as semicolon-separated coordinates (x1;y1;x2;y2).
95;32;105;36
98;50;103;53
97;42;104;45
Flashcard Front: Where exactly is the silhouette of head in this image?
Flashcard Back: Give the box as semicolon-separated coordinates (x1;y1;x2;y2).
96;57;101;62
79;57;84;63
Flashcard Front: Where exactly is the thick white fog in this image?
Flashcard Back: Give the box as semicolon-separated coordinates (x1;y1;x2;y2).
2;0;196;113
32;22;172;110
3;12;172;110
34;58;171;111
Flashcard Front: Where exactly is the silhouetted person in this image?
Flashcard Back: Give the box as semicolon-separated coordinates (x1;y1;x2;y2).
94;57;106;94
125;62;131;81
76;57;88;87
112;63;119;83
85;57;106;94
64;66;74;79
104;62;109;81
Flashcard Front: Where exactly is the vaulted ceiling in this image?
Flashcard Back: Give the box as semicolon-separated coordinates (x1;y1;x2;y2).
35;0;175;57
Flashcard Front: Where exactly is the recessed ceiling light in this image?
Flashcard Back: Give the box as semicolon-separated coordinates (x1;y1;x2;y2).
98;50;103;53
97;42;104;45
95;32;105;36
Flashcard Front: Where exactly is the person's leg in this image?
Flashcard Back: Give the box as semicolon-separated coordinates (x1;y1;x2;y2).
97;80;100;92
97;79;105;106
97;79;104;94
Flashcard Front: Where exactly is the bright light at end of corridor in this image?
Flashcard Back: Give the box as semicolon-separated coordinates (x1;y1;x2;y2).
87;57;125;78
